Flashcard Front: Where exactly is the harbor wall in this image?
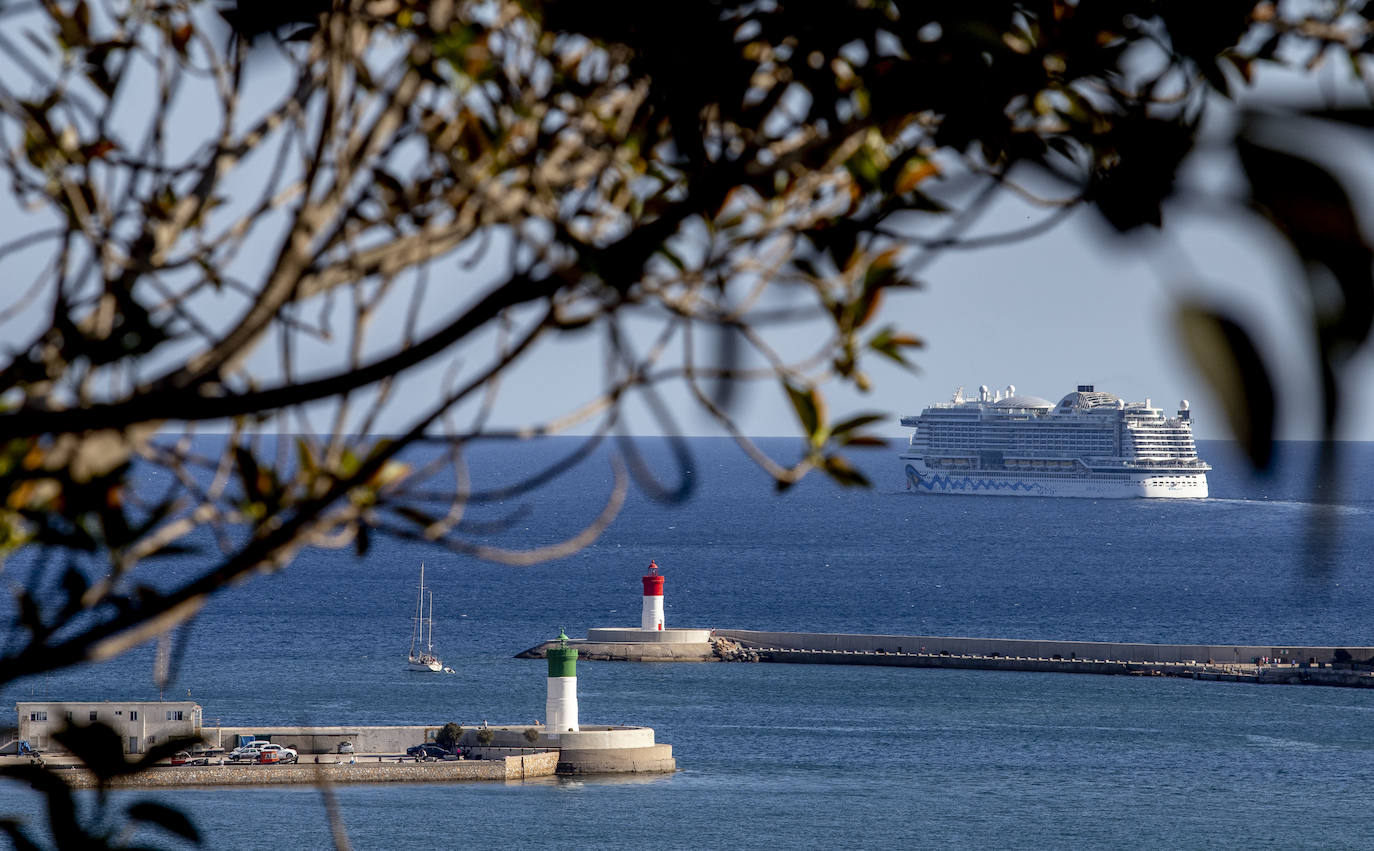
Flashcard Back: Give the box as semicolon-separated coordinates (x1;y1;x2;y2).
713;630;1374;665
51;752;559;789
210;725;435;754
556;744;675;775
209;724;661;755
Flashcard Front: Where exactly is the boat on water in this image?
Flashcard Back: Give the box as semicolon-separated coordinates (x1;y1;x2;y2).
899;384;1210;498
407;564;447;672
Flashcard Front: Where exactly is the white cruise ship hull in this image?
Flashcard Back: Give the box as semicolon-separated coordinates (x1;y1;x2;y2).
901;459;1208;499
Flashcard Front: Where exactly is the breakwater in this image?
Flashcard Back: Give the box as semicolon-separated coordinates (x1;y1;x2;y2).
45;752;560;789
713;630;1374;664
520;630;1374;688
714;630;1374;687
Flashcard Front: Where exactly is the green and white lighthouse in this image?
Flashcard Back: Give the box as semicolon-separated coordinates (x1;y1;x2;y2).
545;630;579;737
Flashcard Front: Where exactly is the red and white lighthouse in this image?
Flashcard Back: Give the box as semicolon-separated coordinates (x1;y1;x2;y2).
641;561;665;631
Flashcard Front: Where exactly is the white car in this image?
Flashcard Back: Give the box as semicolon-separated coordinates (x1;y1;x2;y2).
227;741;273;762
256;744;298;764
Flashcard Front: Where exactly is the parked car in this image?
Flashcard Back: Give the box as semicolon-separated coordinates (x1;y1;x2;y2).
227;740;273;762
337;741;354;754
406;743;455;761
256;744;298;764
170;751;189;766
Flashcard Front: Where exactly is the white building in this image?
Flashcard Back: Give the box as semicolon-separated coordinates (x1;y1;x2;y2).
16;701;203;754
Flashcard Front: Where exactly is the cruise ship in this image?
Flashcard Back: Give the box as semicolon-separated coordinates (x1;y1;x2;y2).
899;385;1210;498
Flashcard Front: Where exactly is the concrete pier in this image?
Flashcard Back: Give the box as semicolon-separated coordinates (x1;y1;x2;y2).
715;630;1374;687
520;629;1374;689
26;752;560;789
713;630;1374;665
8;723;674;788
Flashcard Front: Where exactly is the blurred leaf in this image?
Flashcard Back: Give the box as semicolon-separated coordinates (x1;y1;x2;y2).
1175;303;1276;469
53;723;129;781
830;413;885;436
895;158;939;194
867;326;923;368
57;562;90;620
234;447;264;502
822;454;871;487
1237;134;1374;347
838;435;888;447
783;381;825;442
16;590;45;640
126;801;201;844
0;764;81;848
392;505;439;527
1088;113;1196;231
295;438;317;479
0;818;43;851
131;736;202;774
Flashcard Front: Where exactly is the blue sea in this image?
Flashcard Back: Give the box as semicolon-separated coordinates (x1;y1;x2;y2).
3;438;1374;849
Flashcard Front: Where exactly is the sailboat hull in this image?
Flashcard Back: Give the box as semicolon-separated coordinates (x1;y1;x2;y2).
407;657;444;673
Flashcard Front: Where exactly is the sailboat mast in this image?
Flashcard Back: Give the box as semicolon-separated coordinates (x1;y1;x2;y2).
410;563;425;658
427;590;434;654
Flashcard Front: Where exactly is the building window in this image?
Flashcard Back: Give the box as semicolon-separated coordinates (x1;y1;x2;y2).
29;711;47;722
166;710;183;721
64;711;73;722
129;710;138;721
90;711;98;721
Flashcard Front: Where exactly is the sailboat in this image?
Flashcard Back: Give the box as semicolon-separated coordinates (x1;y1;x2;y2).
407;564;445;672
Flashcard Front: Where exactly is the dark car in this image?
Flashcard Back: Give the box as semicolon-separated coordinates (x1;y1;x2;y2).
406;743;454;761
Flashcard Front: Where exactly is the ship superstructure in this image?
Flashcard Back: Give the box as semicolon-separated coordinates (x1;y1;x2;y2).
899;384;1210;498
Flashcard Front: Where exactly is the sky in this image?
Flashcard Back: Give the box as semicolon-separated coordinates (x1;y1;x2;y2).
3;14;1373;443
469;180;1374;443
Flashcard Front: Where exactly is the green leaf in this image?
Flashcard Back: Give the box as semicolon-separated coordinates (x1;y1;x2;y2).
822;454;871;487
829;413;885;436
294;438;317;479
783;381;824;441
867;326;924;368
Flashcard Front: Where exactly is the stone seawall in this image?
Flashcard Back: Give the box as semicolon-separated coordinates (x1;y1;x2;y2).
747;643;1374;688
714;630;1374;667
557;744;675;775
51;752;559;789
519;628;1374;689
